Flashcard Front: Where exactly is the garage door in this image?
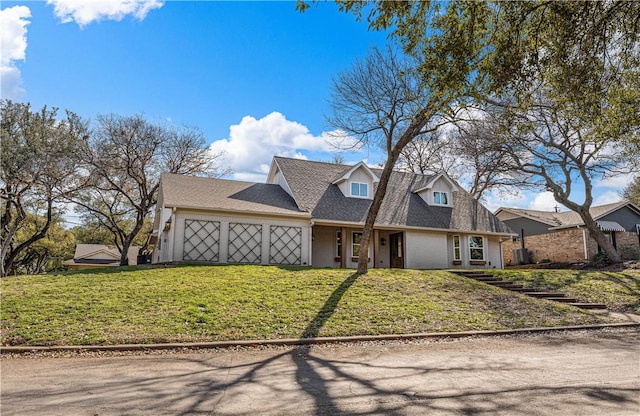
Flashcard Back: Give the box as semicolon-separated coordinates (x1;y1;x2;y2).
183;220;220;262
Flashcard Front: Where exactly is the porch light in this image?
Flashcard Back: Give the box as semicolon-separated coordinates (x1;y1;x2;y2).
380;237;386;246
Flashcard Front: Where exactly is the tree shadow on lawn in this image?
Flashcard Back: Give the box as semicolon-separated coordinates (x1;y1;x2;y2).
300;272;360;339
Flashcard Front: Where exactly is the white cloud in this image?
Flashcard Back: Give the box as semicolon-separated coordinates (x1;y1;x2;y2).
210;112;350;181
0;6;31;100
593;190;622;206
482;189;528;213
528;191;565;211
46;0;163;27
595;172;635;190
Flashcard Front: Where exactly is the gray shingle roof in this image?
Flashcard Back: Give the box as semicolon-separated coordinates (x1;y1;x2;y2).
160;173;305;217
496;200;632;228
273;157;512;234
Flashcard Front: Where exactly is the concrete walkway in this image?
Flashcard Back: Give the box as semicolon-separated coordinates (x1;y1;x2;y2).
603;311;640;323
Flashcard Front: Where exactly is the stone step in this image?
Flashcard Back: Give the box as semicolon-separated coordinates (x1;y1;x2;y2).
544;297;579;303
487;282;524;289
508;287;534;292
569;302;608;310
448;270;608;311
523;292;567;298
473;276;503;282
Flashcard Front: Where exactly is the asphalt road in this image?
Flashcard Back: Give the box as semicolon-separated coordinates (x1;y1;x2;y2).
2;328;639;416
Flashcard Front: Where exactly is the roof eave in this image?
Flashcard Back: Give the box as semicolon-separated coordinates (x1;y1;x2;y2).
165;204;312;219
413;173;460;193
331;161;380;185
311;219;515;236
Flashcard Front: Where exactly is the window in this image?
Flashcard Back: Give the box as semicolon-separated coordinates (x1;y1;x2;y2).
336;230;342;257
352;232;362;257
469;236;485;260
433;191;449;205
453;235;461;261
351;182;368;198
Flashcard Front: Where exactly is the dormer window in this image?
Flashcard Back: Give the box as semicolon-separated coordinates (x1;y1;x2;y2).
414;173;458;206
351;182;368;198
332;161;379;200
433;191;449;205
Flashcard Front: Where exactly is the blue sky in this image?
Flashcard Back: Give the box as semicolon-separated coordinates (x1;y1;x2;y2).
1;0;631;213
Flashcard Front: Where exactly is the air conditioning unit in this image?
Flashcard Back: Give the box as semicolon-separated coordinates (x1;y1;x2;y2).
512;248;529;265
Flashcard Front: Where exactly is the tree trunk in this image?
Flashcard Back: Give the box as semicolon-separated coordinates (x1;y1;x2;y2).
579;213;622;264
1;197;53;277
356;159;398;274
357;116;433;274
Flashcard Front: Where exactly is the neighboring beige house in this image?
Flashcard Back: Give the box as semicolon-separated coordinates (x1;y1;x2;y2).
496;201;640;265
63;244;140;270
152;157;513;270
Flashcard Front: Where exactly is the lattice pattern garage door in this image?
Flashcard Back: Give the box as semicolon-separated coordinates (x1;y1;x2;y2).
228;223;262;264
270;225;302;265
183;220;220;262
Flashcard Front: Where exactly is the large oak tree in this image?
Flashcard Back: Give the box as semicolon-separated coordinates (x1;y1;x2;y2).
1;100;86;276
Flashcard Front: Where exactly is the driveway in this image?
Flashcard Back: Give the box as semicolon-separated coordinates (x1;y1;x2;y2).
2;328;639;415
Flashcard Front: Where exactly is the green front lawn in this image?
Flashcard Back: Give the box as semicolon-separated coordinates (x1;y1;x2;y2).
493;269;640;314
1;265;621;346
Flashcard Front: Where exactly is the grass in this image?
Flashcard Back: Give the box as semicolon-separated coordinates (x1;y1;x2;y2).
493;268;640;314
0;265;623;346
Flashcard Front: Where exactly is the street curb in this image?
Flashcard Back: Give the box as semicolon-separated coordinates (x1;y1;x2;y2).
2;322;638;354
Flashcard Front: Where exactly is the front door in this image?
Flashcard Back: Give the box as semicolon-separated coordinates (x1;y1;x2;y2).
390;232;404;269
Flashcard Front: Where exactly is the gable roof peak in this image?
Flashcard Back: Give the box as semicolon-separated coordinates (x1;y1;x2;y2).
413;172;459;193
331;160;380;185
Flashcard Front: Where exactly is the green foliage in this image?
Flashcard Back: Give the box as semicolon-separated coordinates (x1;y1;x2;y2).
13;213;75;274
71;216;152;247
623;176;640;206
0;100;87;276
0;266;615;346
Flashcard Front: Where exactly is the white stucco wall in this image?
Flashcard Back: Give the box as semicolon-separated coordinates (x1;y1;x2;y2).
312;226;340;268
445;233;503;269
404;231;449;269
271;169;295;200
155;209;312;266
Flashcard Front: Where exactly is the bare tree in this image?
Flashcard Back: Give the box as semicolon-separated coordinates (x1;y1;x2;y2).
397;117;521;201
494;93;633;264
449;116;524;201
622;176;640;206
327;46;451;274
1;100;86;276
73;114;228;266
396;129;453;175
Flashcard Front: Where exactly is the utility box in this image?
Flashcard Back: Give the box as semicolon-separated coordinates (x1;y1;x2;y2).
512;248;529;265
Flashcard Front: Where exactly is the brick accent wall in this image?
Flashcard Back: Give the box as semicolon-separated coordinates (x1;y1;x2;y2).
617;232;640;260
502;229;640;265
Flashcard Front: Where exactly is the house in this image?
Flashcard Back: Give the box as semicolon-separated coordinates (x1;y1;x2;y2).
495;201;640;265
151;157;514;269
63;244;141;270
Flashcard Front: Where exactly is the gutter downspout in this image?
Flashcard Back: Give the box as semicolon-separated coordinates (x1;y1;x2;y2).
169;207;177;263
499;236;512;269
309;220;314;266
582;228;588;260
